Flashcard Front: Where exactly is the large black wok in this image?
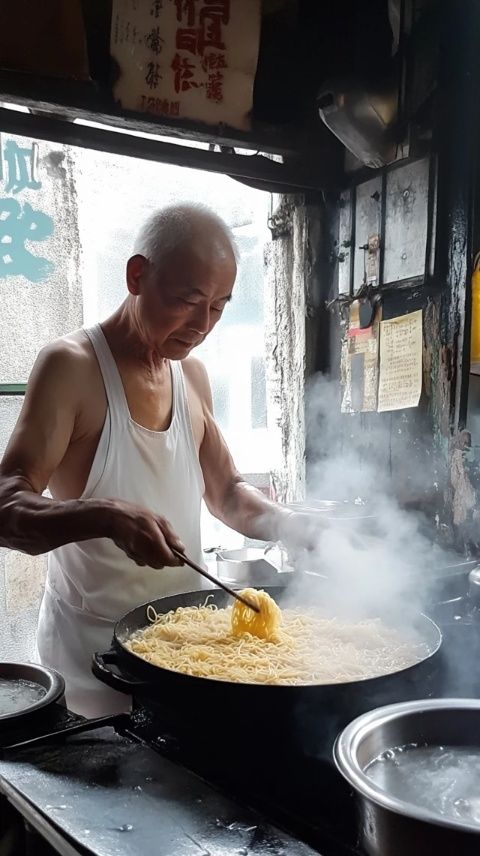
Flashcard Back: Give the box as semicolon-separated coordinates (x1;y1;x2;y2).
93;586;442;760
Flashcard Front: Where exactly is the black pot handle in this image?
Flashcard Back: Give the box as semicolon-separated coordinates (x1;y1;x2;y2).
92;650;148;695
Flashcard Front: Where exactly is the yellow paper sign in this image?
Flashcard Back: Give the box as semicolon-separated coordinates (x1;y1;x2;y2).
377;310;422;412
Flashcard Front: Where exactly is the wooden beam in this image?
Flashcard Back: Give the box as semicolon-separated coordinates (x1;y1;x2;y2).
0;106;339;192
0;69;329;159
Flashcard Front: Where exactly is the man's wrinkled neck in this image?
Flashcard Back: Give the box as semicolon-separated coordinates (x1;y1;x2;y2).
104;297;169;373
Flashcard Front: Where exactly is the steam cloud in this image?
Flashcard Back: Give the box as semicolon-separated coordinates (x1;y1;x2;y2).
281;374;458;623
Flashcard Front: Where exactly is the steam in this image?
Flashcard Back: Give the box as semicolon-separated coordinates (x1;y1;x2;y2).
280;374;457;623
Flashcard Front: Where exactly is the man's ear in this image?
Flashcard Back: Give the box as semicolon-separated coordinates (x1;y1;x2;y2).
126;254;149;296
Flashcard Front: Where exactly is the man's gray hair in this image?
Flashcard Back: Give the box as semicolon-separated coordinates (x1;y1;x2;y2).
133;202;239;267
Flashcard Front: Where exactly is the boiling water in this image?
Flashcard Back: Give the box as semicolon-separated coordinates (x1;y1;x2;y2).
0;678;46;716
366;744;480;826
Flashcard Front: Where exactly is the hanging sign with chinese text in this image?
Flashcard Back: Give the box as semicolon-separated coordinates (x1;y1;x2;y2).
111;0;261;131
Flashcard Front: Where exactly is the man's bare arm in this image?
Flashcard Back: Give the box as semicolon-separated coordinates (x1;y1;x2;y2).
0;344;94;552
0;343;184;565
201;408;290;540
191;359;290;541
192;359;325;550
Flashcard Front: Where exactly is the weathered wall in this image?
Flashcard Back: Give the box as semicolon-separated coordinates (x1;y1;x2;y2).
264;196;311;502
0;136;82;384
262;167;475;550
0;134;82;660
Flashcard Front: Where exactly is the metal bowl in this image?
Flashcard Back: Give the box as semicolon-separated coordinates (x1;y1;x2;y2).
215;547;283;586
0;662;65;723
334;698;480;856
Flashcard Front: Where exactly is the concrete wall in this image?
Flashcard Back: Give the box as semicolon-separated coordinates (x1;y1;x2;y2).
0;134;82;660
0;137;82;384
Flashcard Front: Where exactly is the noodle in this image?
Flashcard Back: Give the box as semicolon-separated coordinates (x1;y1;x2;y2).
231;588;282;641
124;591;429;686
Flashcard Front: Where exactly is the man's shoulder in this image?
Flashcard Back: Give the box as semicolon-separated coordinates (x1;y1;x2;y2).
182;355;209;386
32;330;96;384
181;356;213;408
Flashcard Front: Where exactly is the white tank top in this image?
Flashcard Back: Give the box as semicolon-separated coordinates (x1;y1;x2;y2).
45;323;206;618
37;325;209;716
37;324;208;716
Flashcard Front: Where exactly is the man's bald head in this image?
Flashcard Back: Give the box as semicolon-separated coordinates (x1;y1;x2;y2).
126;203;238;359
133;203;238;271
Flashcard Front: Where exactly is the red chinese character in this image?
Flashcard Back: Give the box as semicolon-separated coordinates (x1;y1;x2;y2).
175;0;196;26
171;53;200;93
206;70;224;102
141;95;158;115
176;27;198;55
200;1;230;25
169;100;180;116
201;51;227;72
198;4;229;54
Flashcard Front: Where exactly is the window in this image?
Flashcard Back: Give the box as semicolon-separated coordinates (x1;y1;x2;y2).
0;129;280;659
251;356;267;429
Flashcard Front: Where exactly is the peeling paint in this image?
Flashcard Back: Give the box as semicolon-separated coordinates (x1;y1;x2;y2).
265;196;307;502
451;432;475;526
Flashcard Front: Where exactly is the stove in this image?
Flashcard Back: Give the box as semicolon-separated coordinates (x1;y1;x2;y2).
2;572;480;856
113;595;480;856
0;698;361;855
119;703;361;855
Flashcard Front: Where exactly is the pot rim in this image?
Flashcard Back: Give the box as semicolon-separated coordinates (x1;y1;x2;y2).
215;547;272;564
0;661;65;722
334;697;480;834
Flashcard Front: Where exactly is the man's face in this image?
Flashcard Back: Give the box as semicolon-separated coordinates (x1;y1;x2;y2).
127;238;236;359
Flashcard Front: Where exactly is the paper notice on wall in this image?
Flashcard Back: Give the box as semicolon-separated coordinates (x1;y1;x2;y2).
111;0;261;131
377;310;423;413
341;301;381;413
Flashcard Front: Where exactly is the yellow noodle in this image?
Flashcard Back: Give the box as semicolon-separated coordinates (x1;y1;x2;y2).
124;591;429;686
231;588;282;641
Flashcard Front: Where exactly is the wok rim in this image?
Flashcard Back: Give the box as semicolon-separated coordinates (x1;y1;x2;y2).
112;586;443;692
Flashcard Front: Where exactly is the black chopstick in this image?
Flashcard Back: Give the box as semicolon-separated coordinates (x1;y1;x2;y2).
171;547;260;613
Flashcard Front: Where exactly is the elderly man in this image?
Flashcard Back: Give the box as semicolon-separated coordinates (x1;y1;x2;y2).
0;203;313;717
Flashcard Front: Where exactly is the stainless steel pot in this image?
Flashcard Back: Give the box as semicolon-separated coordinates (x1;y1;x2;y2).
334;698;480;856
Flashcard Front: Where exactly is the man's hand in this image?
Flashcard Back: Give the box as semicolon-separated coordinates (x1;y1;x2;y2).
105;500;186;569
277;510;328;555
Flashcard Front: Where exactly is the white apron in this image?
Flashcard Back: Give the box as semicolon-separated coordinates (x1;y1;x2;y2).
36;324;206;718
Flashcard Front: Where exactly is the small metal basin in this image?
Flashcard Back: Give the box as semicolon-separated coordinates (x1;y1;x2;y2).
215;547;282;586
0;662;65;723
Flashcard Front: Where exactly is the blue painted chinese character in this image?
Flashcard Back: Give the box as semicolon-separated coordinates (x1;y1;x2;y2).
0;199;54;282
2;140;41;195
